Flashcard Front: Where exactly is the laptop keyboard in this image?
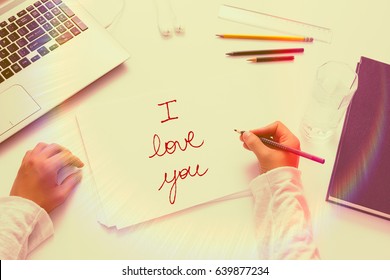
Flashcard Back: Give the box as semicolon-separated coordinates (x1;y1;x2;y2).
0;0;88;84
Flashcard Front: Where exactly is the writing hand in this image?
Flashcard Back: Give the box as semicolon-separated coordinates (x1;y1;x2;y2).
10;143;84;213
239;121;300;174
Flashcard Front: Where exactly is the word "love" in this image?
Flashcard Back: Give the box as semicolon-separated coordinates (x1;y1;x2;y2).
149;131;204;159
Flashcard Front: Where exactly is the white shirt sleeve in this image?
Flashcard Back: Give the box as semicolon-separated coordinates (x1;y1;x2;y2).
250;166;320;260
0;196;54;260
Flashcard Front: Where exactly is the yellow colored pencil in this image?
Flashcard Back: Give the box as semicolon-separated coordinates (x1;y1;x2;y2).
216;34;313;42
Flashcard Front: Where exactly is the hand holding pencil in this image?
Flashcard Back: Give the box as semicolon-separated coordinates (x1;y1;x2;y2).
237;121;324;174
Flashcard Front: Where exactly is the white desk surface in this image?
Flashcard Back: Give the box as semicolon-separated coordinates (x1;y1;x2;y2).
1;0;390;259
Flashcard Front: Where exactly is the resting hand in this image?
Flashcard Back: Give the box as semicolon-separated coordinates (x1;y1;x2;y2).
10;143;84;213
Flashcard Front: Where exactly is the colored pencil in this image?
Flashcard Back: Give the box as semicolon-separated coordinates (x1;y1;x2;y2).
247;56;295;63
216;34;313;42
226;48;304;56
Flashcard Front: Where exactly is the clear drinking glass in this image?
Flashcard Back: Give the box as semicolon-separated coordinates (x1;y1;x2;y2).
301;61;358;141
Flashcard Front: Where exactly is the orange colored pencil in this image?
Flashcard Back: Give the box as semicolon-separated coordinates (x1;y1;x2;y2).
216;34;313;42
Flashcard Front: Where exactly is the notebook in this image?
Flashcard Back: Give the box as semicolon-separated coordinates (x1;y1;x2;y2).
0;0;129;143
326;56;390;220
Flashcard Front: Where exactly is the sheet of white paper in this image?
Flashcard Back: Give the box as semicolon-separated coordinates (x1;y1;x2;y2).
77;92;255;228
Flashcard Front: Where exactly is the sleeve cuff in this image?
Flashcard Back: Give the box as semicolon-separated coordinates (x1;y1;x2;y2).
0;196;54;258
249;166;302;196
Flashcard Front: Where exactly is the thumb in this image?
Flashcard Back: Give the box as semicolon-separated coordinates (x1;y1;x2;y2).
59;170;83;198
242;131;266;160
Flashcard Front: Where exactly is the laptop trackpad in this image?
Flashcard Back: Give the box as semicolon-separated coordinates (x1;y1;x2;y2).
0;85;40;134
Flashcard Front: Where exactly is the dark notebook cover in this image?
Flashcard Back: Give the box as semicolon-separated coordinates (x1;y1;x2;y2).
326;56;390;220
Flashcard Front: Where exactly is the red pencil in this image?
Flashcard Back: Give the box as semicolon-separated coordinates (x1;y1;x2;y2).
247;56;295;63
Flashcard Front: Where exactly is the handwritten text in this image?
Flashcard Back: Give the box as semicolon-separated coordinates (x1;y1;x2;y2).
148;99;209;204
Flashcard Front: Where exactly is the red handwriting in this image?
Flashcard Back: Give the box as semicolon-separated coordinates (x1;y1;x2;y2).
158;99;178;123
149;99;209;204
149;130;205;158
158;164;209;204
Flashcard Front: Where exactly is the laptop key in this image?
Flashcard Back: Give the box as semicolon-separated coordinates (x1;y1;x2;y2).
31;10;40;18
37;46;49;56
1;68;14;79
0;58;11;69
45;1;55;9
0;38;11;47
0;21;7;28
26;27;45;41
55;31;72;45
51;7;61;16
18;47;30;57
43;22;53;31
49;29;59;38
49;43;58;51
9;32;20;42
27;34;51;51
50;18;60;27
16;14;33;27
38;5;48;14
6;23;18;32
11;63;22;73
16;37;28;47
57;25;66;34
17;10;27;17
31;55;40;62
9;53;20;63
64;20;74;29
71;16;87;31
0;28;9;38
0;49;9;59
44;12;54;20
70;26;80;36
58;14;67;22
59;4;75;18
17;27;29;36
37;16;46;25
7;43;19;54
19;57;31;68
27;20;39;31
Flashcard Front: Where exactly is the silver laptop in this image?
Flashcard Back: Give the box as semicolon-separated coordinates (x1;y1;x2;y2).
0;0;129;143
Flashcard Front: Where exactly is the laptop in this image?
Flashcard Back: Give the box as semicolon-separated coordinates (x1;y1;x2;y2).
0;0;129;143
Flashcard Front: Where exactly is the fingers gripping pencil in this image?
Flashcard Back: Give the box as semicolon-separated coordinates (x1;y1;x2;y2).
234;129;325;164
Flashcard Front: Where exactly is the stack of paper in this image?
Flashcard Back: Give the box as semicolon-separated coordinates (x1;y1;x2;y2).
76;92;253;229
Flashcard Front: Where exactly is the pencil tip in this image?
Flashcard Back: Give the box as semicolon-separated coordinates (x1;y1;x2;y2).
247;58;255;62
215;34;222;38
